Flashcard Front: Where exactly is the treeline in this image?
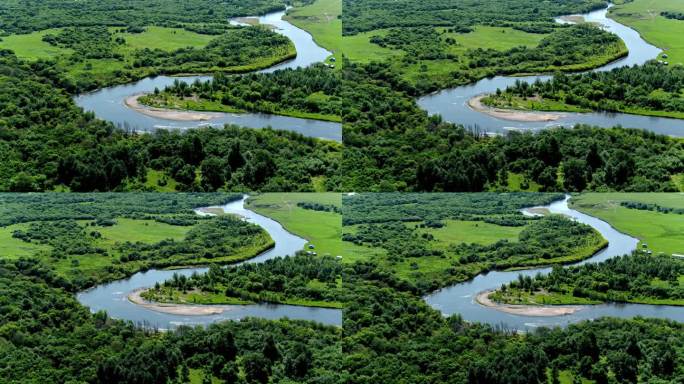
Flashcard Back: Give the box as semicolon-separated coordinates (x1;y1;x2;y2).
341;61;684;192
342;193;562;226
498;253;684;304
342;0;606;35
661;11;684;21
621;201;684;214
342;265;684;384
143;254;343;307
0;193;241;226
297;201;341;213
0;53;341;192
0;258;342;384
488;62;684;117
0;0;290;34
142;64;341;121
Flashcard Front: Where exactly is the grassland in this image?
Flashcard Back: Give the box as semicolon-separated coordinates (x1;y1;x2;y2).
0;29;72;60
246;193;376;262
610;0;681;64
571;193;684;255
0;215;272;286
285;0;341;64
0;26;212;61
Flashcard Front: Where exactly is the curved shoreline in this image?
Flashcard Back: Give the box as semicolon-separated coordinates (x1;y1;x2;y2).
124;94;223;121
467;95;564;122
128;288;229;316
475;290;584;317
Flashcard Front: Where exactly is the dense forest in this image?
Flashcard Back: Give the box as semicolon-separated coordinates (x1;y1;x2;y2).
341;61;684;192
141;64;341;122
342;0;606;34
492;253;684;305
0;0;292;34
0;53;341;192
0;258;343;384
142;254;344;308
484;62;684;118
342;193;606;293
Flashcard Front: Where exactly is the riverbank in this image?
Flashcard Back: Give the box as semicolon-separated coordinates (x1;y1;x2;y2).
475;290;584;316
124;94;223;121
467;95;564;122
128;288;228;315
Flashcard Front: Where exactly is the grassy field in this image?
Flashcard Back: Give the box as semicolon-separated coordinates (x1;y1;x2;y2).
610;0;681;64
97;218;191;244
0;214;272;285
419;219;523;250
0;26;212;61
0;224;50;258
0;28;72;60
571;193;684;255
285;0;341;64
116;26;214;52
246;193;379;263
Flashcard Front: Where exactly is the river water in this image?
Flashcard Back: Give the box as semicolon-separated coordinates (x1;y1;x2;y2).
424;196;684;331
73;10;341;141
76;196;342;330
416;6;684;137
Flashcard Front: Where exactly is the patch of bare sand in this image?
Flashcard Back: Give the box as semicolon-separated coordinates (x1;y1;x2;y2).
124;94;222;121
468;95;564;122
128;289;227;316
476;290;583;317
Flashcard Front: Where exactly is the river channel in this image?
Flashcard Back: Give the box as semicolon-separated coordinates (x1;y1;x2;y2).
416;5;684;137
76;196;343;330
424;195;684;331
73;9;342;141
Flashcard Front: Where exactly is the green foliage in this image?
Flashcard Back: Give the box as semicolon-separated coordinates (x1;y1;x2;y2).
341;61;684;192
0;54;340;192
342;0;606;35
0;259;341;384
489;62;684;118
0;0;288;35
144;255;344;307
497;253;684;305
342;193;606;293
142;64;341;122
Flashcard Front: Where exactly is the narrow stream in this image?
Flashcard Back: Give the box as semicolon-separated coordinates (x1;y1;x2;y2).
77;196;342;330
416;5;684;137
424;196;684;331
74;9;341;141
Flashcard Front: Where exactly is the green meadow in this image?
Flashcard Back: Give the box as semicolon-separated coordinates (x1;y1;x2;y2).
246;193;375;262
286;0;342;64
571;193;684;255
610;0;682;64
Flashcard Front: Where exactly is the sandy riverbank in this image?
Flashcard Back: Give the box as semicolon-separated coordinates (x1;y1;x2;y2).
128;288;228;316
475;290;583;317
125;94;222;121
468;95;564;122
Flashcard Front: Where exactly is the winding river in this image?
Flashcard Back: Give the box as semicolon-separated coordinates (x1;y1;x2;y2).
74;9;342;142
417;6;684;137
76;196;342;330
424;196;684;331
